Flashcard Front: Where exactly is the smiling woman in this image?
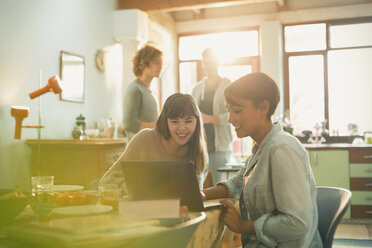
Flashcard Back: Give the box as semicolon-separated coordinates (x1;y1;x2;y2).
100;93;208;190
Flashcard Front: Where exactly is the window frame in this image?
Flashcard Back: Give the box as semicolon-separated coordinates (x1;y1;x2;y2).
177;27;261;92
283;16;372;131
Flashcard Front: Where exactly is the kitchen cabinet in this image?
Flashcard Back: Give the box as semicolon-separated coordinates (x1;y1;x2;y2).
349;147;372;218
308;149;350;218
26;139;126;188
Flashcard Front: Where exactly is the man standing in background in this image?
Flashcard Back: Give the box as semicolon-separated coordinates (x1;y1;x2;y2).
192;48;233;185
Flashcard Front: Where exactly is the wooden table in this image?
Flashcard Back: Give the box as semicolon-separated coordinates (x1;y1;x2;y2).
0;199;237;248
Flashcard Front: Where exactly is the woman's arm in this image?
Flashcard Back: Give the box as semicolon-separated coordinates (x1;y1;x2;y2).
123;86;142;133
254;145;314;245
202;184;228;200
220;200;256;235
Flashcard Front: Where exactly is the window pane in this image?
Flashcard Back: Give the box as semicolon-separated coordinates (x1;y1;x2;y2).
285;24;326;52
179;31;258;61
328;48;372;135
330;22;372;48
218;65;252;82
289;55;324;134
179;62;197;94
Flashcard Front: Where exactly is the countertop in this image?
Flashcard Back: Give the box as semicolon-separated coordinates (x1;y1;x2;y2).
25;138;127;146
303;143;372;150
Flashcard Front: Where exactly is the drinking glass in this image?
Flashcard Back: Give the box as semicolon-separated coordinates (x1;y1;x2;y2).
98;184;119;211
30;176;55;215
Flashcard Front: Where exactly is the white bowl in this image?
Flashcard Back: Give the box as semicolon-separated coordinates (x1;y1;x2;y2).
85;129;99;138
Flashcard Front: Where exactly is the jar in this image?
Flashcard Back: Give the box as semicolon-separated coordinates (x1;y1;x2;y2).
365;131;372;144
76;114;86;133
72;114;86;139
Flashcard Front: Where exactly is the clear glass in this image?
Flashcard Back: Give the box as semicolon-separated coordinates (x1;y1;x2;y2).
330;22;372;48
30;176;55;215
328;48;372;136
179;30;259;61
288;55;325;134
98;184;119;211
285;24;326;52
31;176;54;196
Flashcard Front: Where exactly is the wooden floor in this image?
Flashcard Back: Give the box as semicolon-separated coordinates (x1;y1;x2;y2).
335;223;372;240
333;220;372;248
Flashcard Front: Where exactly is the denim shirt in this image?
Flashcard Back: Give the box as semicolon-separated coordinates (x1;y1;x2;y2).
219;123;323;247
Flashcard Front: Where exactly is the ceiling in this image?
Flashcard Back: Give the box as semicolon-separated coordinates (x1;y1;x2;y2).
117;0;372;22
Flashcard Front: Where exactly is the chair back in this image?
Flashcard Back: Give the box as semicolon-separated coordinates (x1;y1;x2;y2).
316;186;351;248
129;212;206;248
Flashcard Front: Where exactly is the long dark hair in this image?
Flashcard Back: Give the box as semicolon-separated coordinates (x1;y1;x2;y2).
156;93;207;175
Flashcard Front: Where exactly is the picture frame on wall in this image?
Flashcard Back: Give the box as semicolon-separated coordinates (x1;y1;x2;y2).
59;51;85;103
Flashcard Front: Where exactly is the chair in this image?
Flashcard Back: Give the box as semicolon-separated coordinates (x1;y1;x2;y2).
129;212;206;248
316;186;352;248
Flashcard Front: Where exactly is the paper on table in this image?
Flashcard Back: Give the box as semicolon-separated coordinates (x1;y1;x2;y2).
119;199;180;219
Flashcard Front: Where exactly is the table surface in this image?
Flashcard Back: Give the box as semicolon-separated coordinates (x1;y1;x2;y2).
0;199;231;248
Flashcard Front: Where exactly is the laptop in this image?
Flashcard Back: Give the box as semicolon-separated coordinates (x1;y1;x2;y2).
120;161;222;211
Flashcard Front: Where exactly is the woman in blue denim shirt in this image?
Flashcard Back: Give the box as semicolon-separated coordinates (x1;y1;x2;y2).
202;73;323;247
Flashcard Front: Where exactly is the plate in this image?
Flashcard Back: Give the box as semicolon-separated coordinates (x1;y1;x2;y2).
53;185;84;192
52;205;113;216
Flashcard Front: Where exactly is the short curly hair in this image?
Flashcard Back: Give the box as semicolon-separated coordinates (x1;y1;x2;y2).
132;45;162;77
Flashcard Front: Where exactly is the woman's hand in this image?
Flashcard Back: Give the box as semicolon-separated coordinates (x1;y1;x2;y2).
200;191;206;201
220;200;255;235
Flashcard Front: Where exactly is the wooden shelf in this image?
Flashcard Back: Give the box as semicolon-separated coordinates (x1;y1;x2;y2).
26;139;126;146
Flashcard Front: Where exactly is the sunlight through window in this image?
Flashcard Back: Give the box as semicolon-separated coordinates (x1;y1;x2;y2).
179;31;258;63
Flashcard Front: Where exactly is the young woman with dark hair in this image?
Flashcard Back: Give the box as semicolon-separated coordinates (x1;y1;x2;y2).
101;93;208;189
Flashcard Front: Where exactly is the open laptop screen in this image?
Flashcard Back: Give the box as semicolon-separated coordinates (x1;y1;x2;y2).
120;160;205;211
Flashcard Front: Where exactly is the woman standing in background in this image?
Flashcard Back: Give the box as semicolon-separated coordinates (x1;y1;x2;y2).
123;44;163;141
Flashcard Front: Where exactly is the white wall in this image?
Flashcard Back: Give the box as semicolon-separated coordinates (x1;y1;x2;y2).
0;0;117;189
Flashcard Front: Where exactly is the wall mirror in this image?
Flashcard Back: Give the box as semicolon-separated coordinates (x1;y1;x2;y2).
60;51;85;102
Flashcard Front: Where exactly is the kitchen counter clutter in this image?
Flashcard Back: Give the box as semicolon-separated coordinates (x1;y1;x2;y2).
26;139;126;188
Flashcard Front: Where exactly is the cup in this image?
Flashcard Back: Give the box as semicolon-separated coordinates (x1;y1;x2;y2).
30;176;55;215
365;131;372;144
98;184;119;211
31;176;54;195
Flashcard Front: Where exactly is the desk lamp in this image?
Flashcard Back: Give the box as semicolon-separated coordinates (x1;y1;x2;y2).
29;75;62;99
10;72;62;175
10;75;62;139
10;106;30;139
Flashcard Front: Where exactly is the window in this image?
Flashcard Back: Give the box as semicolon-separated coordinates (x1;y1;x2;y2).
178;29;259;94
284;18;372;136
178;29;259;160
